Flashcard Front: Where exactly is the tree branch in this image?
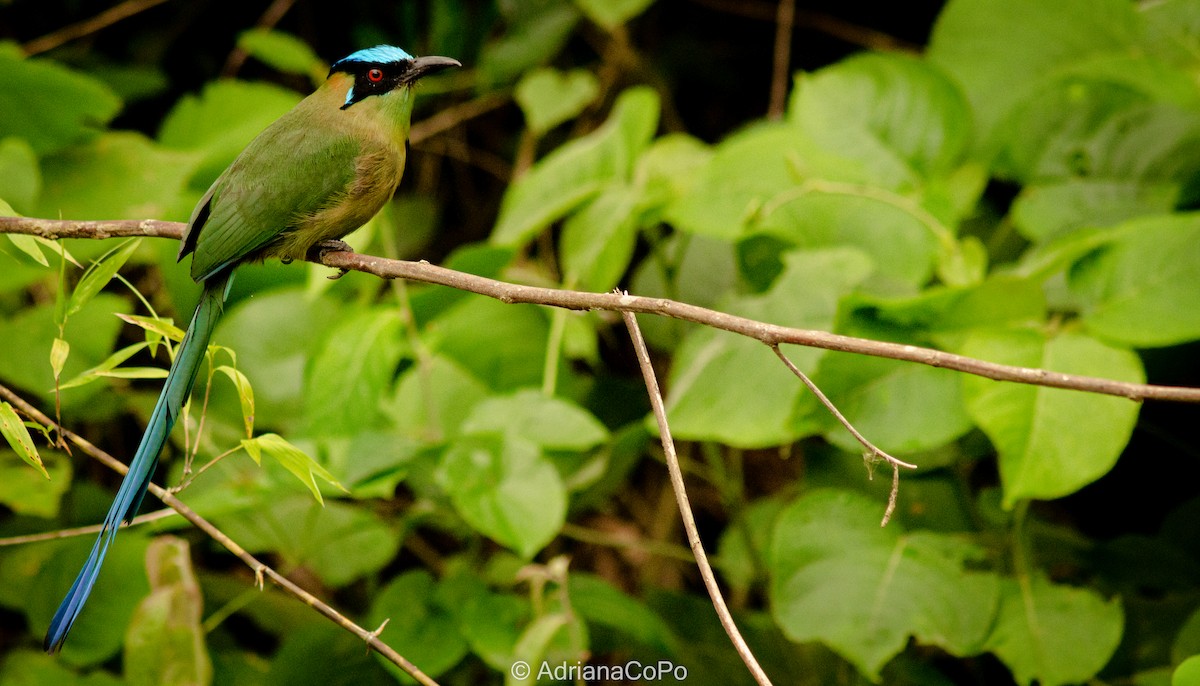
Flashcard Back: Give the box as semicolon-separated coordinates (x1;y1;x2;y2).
4;215;1197;404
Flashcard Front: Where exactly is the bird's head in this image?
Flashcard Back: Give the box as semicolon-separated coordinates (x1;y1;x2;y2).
328;45;460;111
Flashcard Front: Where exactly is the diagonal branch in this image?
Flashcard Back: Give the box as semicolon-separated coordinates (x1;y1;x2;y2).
4;215;1198;404
0;382;440;686
622;308;774;686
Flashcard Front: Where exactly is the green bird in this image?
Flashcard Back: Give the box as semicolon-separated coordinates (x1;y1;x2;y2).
45;45;460;653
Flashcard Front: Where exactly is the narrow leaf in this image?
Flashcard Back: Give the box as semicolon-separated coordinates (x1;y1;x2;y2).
6;233;48;266
216;365;255;438
241;433;346;503
117;313;186;343
0;401;47;479
65;238;141;319
49;337;69;378
56;341;153;391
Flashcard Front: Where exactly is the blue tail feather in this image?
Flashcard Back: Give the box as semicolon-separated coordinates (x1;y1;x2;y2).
44;271;232;653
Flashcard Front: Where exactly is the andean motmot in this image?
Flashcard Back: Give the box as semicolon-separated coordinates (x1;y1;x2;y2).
44;45;460;653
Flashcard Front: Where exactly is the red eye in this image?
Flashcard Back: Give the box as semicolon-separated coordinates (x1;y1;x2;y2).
367;68;384;82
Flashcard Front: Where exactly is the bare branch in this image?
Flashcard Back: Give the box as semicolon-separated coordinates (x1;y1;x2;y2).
3;216;1195;404
622;308;775;686
0;382;440;686
22;0;171;56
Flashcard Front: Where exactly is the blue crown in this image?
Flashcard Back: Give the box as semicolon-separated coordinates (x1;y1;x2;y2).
332;45;414;70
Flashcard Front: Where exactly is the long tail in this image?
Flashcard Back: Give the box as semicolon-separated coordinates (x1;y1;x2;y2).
45;271;233;653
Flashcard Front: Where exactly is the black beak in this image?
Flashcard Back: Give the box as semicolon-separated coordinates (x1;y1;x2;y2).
401;55;462;85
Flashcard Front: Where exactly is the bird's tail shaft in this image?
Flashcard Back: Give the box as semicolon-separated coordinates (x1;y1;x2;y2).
44;271;233;653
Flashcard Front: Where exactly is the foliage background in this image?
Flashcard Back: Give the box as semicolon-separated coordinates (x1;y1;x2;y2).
2;0;1200;684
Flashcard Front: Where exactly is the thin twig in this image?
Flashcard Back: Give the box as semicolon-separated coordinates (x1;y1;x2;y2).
0;508;177;546
689;0;921;54
222;0;299;76
23;0;172;56
622;307;774;686
771;344;913;525
409;93;509;146
0;383;440;686
4;216;1195;404
768;0;795;120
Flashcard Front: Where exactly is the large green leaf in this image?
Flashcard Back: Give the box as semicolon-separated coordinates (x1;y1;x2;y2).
492;87;659;246
368;571;471;679
559;182;643;291
459;388;608;452
514;67;600;135
928;0;1139;147
769;489;999;679
0;137;40;213
302;307;404;436
437;433;566;557
961;329;1143;507
575;0;655;29
1012;180;1179;242
478;3;580;86
428;296;550;391
0;49;121;155
386;355;491;441
158;80;302;190
37;132;198;221
1068;214;1200;347
215;496;396;587
236;29;323;79
664;248;872;447
984;576;1123;686
788;53;971;182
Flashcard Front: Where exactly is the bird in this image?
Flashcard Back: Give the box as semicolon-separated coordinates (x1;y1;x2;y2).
44;44;460;653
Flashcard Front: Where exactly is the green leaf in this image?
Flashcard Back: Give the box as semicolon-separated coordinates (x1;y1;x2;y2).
569;573;677;653
1068;214;1200;347
0;650;124;686
515;67;600;135
117;313;186;343
788;52;971;181
123;537;212;686
666;123;801;239
806;354;972;455
928;0;1139;146
984;576;1123;686
49;337;69;379
386;355;491;441
0;294;125;409
0;136;41;212
769;489;999;679
0;402;46;479
429;296;550;391
0;50;121;155
575;0;655;29
478;4;580;86
303;307;403;437
560;182;643;291
437;433;566;557
159;80;301;189
1012;180;1180;242
755;186;940;288
216;497;397;587
57;341;154;391
240;433;346;504
368;571;470;679
1177;656;1200;686
37;132;198;220
215;365;255;438
217;288;339;430
64;238;141;320
492;87;660;246
665;248;873;447
961;330;1143;506
0;450;70;516
236;29;323;78
460;388;609;451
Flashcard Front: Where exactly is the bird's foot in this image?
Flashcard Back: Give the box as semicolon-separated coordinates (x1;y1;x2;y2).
308;239;354;279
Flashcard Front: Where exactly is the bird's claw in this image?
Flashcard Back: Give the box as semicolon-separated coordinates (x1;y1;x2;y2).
308;239;353;279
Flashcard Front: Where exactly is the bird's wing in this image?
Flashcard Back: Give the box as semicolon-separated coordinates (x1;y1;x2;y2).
182;112;361;282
